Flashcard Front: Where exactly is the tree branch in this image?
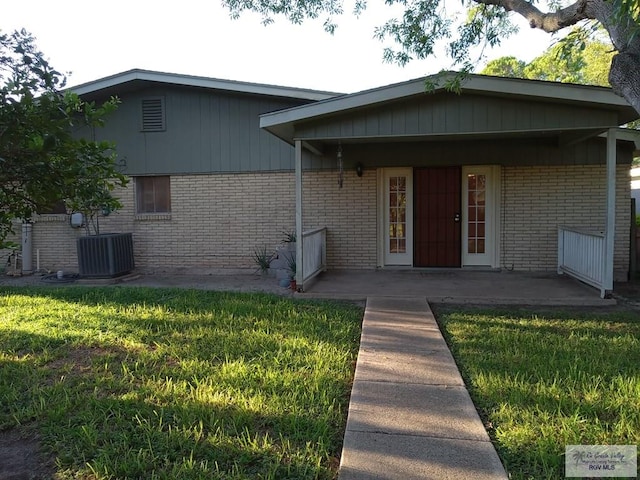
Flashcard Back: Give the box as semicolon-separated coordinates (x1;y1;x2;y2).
473;0;593;32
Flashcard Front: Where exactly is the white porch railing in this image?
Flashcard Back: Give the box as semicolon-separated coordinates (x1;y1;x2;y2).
301;227;327;288
557;226;608;298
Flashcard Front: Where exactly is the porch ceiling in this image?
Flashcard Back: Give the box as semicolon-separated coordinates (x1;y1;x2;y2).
300;126;610;153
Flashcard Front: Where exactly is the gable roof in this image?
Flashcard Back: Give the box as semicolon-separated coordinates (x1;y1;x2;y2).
69;69;340;102
260;72;639;146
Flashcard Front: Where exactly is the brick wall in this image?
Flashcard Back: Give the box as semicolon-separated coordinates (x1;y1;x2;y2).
11;185;136;273
14;172;296;273
17;169;377;274
131;173;296;272
7;165;632;279
501;164;631;281
303;169;377;269
129;172;300;272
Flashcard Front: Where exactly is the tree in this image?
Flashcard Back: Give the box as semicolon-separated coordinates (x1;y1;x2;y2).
483;35;639;165
221;0;640;115
481;56;527;78
481;34;613;85
0;29;127;248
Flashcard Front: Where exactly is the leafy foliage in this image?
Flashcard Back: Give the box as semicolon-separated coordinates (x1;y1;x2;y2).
0;29;127;244
480;31;640;131
481;30;614;86
612;0;640;31
374;0;453;67
222;0;345;32
481;56;527;78
220;0;640;114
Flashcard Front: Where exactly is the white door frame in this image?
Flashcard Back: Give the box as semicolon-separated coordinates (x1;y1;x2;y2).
378;168;414;266
461;165;501;268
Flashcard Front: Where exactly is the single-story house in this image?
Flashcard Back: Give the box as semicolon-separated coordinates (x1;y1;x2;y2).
8;69;640;295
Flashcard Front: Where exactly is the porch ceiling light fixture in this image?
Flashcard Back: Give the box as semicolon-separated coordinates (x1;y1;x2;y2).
337;142;344;188
356;162;363;177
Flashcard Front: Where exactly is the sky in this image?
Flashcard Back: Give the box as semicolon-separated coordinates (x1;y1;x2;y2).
3;0;556;94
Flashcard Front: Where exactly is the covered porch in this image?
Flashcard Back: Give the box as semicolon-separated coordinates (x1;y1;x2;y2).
261;73;640;296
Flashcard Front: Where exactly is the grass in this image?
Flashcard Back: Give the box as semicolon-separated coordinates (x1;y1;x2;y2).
435;305;640;480
0;287;363;479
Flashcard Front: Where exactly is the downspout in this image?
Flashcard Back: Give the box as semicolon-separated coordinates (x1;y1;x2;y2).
295;139;303;291
603;128;616;297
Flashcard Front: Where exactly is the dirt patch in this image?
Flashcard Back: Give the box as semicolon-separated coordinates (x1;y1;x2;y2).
47;345;106;368
0;429;55;480
2;347;118;479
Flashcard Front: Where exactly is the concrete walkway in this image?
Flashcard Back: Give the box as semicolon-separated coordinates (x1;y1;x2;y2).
339;296;509;480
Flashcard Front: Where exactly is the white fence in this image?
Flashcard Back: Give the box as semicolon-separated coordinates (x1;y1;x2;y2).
302;227;327;288
557;226;607;297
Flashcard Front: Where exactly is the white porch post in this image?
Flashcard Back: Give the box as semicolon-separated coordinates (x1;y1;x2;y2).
295;140;303;291
603;128;616;297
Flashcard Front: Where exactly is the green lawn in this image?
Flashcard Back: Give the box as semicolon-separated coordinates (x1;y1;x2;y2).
435;306;640;480
0;287;363;479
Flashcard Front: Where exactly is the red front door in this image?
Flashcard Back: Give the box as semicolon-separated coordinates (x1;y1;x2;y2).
414;167;461;267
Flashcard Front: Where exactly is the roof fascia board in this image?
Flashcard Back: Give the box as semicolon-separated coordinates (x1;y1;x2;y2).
261;78;430;128
70;69;339;101
465;75;631;108
70;70;142;96
261;73;631;130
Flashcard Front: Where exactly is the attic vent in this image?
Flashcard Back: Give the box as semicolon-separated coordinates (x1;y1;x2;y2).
141;97;166;132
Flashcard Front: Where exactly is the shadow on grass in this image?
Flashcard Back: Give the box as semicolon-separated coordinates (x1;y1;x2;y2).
0;288;362;479
1;341;347;479
43;393;334;479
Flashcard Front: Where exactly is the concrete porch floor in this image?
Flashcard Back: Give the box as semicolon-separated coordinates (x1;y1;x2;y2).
302;269;617;306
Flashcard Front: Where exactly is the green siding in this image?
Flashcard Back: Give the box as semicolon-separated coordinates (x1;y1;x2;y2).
84;83;631;176
90;85;309;175
295;93;619;140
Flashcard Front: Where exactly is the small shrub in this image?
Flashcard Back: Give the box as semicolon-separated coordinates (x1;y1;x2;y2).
281;230;296;243
251;245;273;273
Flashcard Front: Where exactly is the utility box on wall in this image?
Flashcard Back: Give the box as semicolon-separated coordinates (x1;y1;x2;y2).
77;233;135;277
